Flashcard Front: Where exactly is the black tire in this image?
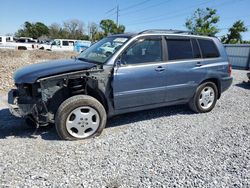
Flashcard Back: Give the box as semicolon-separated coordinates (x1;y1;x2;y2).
55;95;107;140
18;46;27;50
189;82;218;113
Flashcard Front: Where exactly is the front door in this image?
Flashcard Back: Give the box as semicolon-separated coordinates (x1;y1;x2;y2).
113;36;167;110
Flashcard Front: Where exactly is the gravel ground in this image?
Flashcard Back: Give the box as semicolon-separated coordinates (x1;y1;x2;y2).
0;69;249;187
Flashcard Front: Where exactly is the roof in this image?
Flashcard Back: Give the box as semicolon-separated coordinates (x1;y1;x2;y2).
110;30;216;39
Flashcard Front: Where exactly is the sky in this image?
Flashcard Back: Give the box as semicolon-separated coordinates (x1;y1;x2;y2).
0;0;249;39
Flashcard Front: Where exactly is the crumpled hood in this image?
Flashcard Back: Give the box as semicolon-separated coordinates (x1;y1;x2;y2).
14;59;96;84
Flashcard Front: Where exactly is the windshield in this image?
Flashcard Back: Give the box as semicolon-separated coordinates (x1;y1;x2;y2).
78;36;129;64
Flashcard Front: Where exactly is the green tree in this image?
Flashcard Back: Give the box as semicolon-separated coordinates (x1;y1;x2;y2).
99;19;125;36
15;21;49;39
185;8;220;36
221;20;248;44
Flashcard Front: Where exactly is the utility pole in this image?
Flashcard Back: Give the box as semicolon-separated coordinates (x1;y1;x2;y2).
116;5;119;25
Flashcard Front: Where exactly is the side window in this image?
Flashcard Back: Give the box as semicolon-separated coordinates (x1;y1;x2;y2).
62;41;69;46
69;41;74;46
191;39;201;58
0;37;2;42
54;40;61;46
122;38;162;65
166;39;193;60
198;39;220;58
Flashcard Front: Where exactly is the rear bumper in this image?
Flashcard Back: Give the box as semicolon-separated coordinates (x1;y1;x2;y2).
247;72;250;80
221;76;233;93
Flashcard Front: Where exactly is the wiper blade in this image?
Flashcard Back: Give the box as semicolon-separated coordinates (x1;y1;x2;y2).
77;57;101;65
77;57;88;62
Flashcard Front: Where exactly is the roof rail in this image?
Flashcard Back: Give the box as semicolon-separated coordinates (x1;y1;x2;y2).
138;29;196;35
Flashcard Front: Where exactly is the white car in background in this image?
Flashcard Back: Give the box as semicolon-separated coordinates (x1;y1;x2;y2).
99;38;126;56
0;36;37;50
39;39;76;51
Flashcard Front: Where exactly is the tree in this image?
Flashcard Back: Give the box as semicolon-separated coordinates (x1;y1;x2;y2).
221;20;248;44
99;19;125;36
185;8;220;36
88;22;99;41
49;23;63;39
15;21;49;39
63;19;85;39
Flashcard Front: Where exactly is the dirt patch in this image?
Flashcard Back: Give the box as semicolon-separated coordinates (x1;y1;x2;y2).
0;49;78;92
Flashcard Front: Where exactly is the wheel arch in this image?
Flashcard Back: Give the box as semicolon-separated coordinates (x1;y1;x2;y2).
86;86;109;113
200;78;221;99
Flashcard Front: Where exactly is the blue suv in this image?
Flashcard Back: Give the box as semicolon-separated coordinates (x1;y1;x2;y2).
8;30;233;140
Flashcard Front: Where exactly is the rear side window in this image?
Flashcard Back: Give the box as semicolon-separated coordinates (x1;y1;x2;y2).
198;39;220;58
166;39;193;60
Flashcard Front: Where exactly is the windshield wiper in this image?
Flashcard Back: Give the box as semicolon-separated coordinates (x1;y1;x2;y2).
77;57;101;65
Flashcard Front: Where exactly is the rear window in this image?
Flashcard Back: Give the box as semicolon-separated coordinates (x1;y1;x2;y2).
167;39;193;60
198;39;220;58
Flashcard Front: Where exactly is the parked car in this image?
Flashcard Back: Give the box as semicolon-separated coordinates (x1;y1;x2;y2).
74;40;92;52
99;40;124;56
0;36;37;50
0;36;15;49
38;39;89;52
8;29;233;140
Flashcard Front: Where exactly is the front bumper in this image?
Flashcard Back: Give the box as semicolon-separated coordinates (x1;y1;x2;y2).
8;89;51;125
8;89;22;117
8;89;34;118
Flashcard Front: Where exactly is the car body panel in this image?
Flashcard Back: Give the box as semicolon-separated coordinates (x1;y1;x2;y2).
113;62;168;109
14;59;96;84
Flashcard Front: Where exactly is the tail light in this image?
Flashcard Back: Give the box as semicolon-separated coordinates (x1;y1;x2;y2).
228;63;232;76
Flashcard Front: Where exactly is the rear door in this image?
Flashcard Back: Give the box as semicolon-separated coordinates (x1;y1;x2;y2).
164;37;207;102
113;36;168;109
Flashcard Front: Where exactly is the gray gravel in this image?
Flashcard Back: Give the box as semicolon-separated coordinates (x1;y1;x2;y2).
0;69;249;187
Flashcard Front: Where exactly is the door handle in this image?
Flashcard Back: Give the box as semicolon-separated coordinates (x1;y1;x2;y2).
155;66;165;72
196;62;202;67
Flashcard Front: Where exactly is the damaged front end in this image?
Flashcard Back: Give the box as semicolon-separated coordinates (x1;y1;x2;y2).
8;65;113;127
8;83;49;125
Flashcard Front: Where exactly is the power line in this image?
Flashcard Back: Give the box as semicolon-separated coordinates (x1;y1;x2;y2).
104;0;152;25
120;0;172;16
105;7;116;14
120;0;152;12
125;0;212;25
125;0;241;26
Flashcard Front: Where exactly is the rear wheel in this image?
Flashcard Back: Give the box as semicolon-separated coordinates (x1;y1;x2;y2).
189;82;218;113
55;95;107;140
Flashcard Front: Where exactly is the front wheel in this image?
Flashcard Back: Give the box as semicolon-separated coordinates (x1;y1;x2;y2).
55;95;107;140
189;82;218;113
